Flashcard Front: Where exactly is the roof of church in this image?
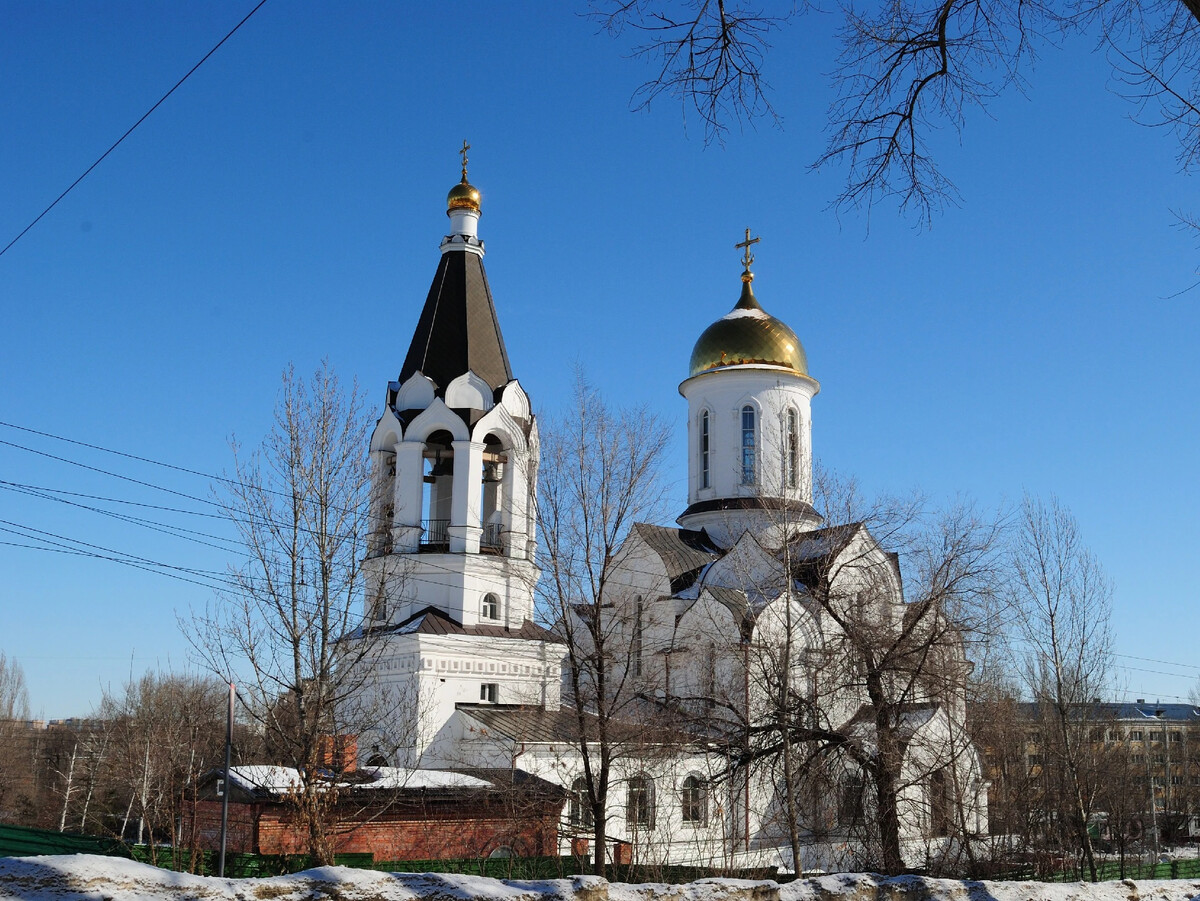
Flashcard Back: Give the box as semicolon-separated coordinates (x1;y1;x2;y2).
380;605;563;643
457;705;601;744
677;495;821;522
632;523;721;592
399;249;513;394
459;703;687;746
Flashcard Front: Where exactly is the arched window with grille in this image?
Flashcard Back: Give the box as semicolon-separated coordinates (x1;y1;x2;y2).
700;410;710;489
785;408;799;489
626;774;655;829
741;405;756;485
680;774;708;826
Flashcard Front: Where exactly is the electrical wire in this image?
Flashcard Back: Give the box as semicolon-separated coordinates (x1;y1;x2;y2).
0;0;270;260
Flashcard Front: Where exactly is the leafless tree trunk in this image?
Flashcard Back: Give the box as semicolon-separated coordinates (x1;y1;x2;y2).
1011;493;1113;881
689;474;1005;874
187;361;400;865
536;376;671;877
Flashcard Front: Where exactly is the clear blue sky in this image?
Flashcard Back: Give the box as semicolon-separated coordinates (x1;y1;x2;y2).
2;2;1196;717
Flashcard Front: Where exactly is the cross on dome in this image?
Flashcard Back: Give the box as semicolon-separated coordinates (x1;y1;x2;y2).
459;140;471;182
736;228;760;281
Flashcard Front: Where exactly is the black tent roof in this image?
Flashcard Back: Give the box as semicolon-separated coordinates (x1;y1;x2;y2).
399;249;513;394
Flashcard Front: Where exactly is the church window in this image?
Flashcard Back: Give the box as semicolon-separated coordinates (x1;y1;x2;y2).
370;589;387;622
838;772;865;827
480;683;498;703
632;596;644;677
680;775;707;826
928;769;951;837
700;411;710;489
785;409;799;489
626;775;654;829
481;593;500;620
570;777;594;827
741;406;756;485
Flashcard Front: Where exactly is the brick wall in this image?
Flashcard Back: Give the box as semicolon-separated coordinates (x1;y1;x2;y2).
186;796;561;861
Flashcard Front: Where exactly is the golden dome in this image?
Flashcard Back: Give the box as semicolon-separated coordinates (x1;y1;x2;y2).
447;178;481;214
688;277;809;378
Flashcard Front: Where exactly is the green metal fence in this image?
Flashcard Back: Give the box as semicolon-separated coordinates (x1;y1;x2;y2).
0;823;128;859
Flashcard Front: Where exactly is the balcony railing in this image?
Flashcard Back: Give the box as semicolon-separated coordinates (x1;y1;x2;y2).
481;522;504;555
419;519;450;552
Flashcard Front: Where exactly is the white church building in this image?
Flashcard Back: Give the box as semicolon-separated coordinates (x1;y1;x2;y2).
348;159;989;872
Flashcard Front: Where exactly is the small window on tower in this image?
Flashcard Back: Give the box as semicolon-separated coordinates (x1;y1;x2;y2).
700;411;710;489
785;409;799;489
480;683;498;703
741;406;756;485
481;593;500;620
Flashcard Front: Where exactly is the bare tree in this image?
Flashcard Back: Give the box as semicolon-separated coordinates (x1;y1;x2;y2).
96;672;227;866
0;652;30;821
1009;493;1113;881
593;0;1200;227
188;361;398;865
535;376;672;876
679;475;1005;874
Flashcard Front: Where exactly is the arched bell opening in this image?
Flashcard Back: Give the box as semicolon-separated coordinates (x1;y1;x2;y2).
369;448;397;556
479;434;508;555
420;429;455;551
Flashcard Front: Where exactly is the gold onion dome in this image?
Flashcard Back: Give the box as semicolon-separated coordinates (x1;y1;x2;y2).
447;178;481;214
689;275;809;378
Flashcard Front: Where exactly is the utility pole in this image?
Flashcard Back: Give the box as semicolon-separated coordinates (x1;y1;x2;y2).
218;682;234;877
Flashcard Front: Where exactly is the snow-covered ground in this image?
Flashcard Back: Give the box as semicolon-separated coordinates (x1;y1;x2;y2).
2;855;1200;901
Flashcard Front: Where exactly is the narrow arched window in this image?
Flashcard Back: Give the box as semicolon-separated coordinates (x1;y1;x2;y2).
741;405;756;485
786;408;799;490
700;411;710;489
681;775;708;826
481;592;500;620
632;596;644;677
626;775;654;829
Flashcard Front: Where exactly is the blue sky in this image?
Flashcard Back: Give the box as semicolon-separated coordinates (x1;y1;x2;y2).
1;2;1197;717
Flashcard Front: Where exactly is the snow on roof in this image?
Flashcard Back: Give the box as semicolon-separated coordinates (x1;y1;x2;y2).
359;766;492;790
227;765;302;793
226;765;492;796
4;855;1200;901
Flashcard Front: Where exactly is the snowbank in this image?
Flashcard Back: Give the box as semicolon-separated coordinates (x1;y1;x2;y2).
2;855;1200;901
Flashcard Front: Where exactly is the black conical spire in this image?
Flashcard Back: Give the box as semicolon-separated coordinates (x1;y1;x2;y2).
399;248;513;394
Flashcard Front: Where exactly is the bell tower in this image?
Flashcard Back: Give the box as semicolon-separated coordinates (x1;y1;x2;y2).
677;231;823;547
353;152;563;765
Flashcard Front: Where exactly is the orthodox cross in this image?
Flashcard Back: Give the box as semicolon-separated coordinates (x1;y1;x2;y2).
459;140;471;180
736;228;760;271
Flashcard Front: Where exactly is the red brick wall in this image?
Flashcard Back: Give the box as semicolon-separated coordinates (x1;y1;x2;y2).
185;797;561;861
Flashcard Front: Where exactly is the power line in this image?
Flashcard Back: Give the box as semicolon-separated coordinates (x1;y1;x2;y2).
0;420;246;490
0;436;224;509
0;0;270;260
1115;653;1200;673
0;479;228;520
0;480;242;553
0;422;373;524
